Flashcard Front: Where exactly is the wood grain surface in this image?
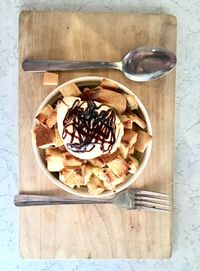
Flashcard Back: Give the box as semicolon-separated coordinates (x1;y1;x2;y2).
19;11;176;259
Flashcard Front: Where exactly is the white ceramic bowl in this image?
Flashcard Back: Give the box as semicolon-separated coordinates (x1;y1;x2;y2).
32;76;152;198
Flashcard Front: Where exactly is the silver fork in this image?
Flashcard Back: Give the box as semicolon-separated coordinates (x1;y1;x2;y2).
14;190;170;212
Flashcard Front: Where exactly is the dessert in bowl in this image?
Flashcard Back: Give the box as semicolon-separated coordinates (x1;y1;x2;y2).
32;76;152;197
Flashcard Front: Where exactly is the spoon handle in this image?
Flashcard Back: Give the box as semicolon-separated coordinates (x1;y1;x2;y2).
14;194;111;207
22;59;121;72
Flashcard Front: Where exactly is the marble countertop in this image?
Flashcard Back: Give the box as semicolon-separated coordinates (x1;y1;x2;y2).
0;0;200;270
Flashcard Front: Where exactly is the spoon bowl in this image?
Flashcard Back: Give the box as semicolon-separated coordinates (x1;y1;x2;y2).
121;47;177;81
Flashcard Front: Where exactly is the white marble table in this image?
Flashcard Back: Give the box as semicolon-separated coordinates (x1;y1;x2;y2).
0;0;200;270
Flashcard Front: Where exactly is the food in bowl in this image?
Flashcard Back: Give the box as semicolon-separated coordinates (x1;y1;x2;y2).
32;77;152;195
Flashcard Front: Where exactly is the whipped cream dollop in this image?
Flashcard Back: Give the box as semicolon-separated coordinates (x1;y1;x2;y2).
57;97;124;159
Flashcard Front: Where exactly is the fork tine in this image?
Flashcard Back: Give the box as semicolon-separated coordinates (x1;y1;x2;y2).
135;190;170;197
135;200;170;209
135;206;170;212
135;196;170;204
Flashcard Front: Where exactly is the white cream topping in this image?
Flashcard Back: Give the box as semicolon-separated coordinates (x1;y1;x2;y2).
57;97;124;159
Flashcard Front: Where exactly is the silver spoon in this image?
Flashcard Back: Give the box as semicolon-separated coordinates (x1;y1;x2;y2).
22;46;176;82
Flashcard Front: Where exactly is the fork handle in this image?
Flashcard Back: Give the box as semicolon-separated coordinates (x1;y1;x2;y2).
14;194;111;207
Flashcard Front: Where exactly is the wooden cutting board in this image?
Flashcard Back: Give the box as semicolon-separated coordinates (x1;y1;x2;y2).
19;11;176;259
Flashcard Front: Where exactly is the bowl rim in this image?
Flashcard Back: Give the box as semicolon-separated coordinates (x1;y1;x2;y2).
32;76;152;198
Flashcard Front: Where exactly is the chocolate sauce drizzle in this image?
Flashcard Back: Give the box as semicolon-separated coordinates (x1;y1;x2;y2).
62;99;116;153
